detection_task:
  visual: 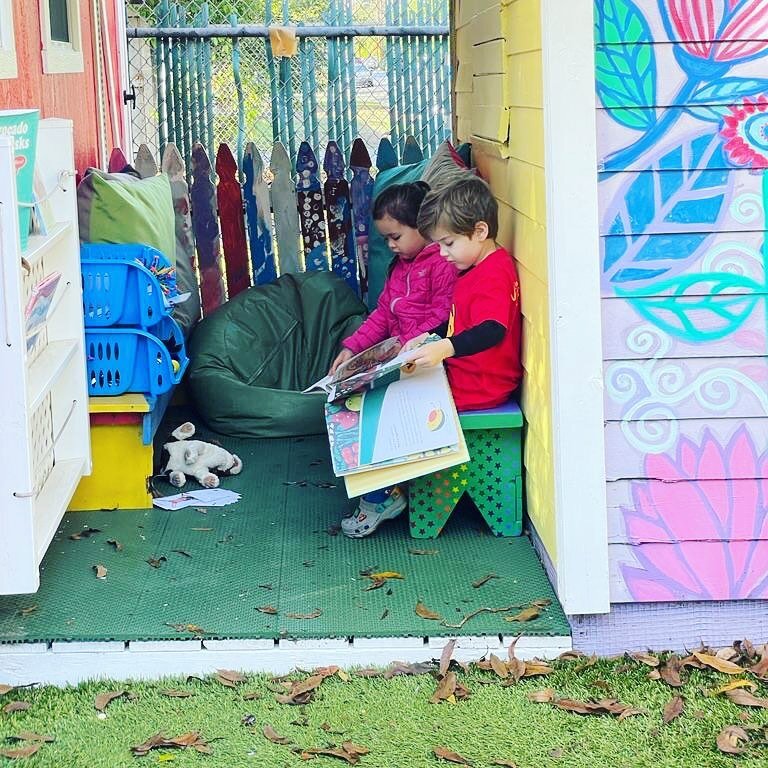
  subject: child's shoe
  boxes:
[341,486,407,538]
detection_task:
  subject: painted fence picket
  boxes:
[134,143,159,179]
[190,141,226,313]
[375,138,398,172]
[296,142,329,272]
[108,147,129,173]
[349,138,375,299]
[270,141,302,274]
[215,143,250,298]
[402,135,424,165]
[242,142,277,286]
[323,141,357,292]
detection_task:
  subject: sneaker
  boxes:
[341,486,407,538]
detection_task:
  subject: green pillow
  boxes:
[78,171,176,266]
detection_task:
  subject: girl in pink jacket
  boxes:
[329,181,458,538]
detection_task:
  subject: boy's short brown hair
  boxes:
[417,176,498,239]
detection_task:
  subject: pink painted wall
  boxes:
[594,0,768,602]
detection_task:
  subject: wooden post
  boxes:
[402,135,423,165]
[107,147,129,173]
[296,141,329,272]
[134,143,159,178]
[323,141,357,292]
[242,142,277,284]
[215,143,250,298]
[269,141,301,274]
[375,137,398,172]
[349,138,374,300]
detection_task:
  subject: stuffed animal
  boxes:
[162,422,243,489]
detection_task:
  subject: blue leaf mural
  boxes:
[595,0,657,130]
[602,132,732,288]
[686,78,768,123]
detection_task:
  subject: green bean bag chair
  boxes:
[187,271,366,438]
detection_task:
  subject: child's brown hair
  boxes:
[417,176,499,239]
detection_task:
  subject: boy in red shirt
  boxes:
[407,176,522,410]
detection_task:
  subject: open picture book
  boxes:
[318,348,468,496]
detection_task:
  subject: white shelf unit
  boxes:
[0,119,91,595]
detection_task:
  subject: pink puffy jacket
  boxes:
[343,242,458,354]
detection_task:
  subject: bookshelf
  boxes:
[0,119,90,594]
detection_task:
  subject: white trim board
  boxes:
[540,0,610,614]
[0,635,572,686]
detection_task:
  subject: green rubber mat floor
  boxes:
[0,413,569,644]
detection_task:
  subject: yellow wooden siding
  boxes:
[453,0,557,562]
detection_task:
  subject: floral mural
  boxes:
[595,0,768,601]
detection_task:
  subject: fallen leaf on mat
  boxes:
[380,609,389,620]
[171,549,192,558]
[364,579,386,592]
[285,609,322,620]
[300,745,364,764]
[544,697,646,719]
[368,571,404,581]
[433,746,472,765]
[658,657,684,688]
[522,661,554,678]
[505,606,541,623]
[257,605,278,615]
[409,548,438,556]
[471,573,499,589]
[18,606,37,617]
[383,661,434,678]
[190,527,213,532]
[263,725,291,744]
[415,601,442,621]
[106,539,123,552]
[489,654,509,679]
[161,690,194,698]
[69,527,101,540]
[0,745,41,759]
[216,669,247,687]
[2,702,30,714]
[92,564,107,580]
[526,688,555,703]
[630,652,660,667]
[354,669,382,678]
[439,640,456,677]
[491,760,518,767]
[709,679,757,695]
[146,556,167,569]
[132,731,211,756]
[725,689,768,708]
[557,650,585,661]
[749,653,768,677]
[662,695,684,724]
[164,623,207,635]
[242,691,261,700]
[258,583,273,590]
[716,725,749,755]
[94,690,128,712]
[693,652,744,675]
[430,671,458,704]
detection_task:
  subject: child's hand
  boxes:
[329,348,354,375]
[405,338,455,369]
[403,332,429,352]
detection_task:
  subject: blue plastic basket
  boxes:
[85,316,189,397]
[81,243,176,328]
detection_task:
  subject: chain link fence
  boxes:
[125,0,451,167]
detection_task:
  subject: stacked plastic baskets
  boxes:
[81,244,189,397]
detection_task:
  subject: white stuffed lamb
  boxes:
[163,422,243,489]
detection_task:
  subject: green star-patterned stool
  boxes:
[408,401,523,538]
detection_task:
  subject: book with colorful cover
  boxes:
[0,109,39,251]
[303,334,439,402]
[324,363,469,496]
[24,272,61,350]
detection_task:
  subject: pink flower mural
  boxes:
[720,95,768,169]
[665,0,768,62]
[621,427,768,601]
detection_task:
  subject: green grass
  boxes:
[1,657,767,767]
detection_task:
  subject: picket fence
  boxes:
[108,134,430,315]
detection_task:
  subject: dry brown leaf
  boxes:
[354,668,382,678]
[439,640,456,677]
[69,527,100,540]
[659,657,684,688]
[471,573,498,589]
[131,731,210,757]
[710,679,757,695]
[285,609,322,620]
[383,661,434,678]
[243,691,262,700]
[0,745,41,759]
[617,706,646,721]
[749,653,768,677]
[341,742,370,758]
[489,654,509,679]
[527,688,556,703]
[93,564,107,580]
[263,725,291,744]
[557,650,585,661]
[716,725,749,755]
[725,689,768,708]
[216,669,247,687]
[18,606,37,617]
[94,690,127,712]
[491,761,517,767]
[106,539,123,552]
[433,746,472,765]
[693,651,744,675]
[522,661,554,678]
[662,695,685,724]
[2,701,31,714]
[415,601,442,621]
[716,646,740,662]
[630,652,660,667]
[257,605,278,615]
[300,746,360,764]
[505,606,541,623]
[146,556,167,569]
[430,671,458,704]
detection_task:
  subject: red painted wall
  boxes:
[0,2,120,172]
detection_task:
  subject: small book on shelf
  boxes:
[311,337,469,497]
[24,272,61,351]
